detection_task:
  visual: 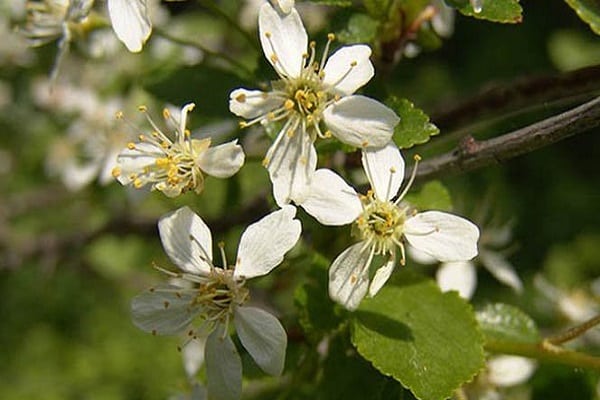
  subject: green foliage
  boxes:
[404,181,453,212]
[476,303,540,344]
[309,0,353,6]
[336,13,380,44]
[351,270,485,400]
[387,97,439,149]
[565,0,600,34]
[448,0,523,23]
[363,0,393,19]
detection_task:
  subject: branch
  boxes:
[412,96,600,182]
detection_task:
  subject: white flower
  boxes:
[298,143,479,310]
[131,205,301,400]
[107,0,152,52]
[229,2,399,206]
[486,355,536,388]
[112,103,245,198]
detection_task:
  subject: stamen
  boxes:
[395,154,421,205]
[319,33,335,71]
[218,241,227,269]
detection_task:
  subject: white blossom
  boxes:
[107,0,152,52]
[229,2,398,206]
[298,143,479,310]
[112,103,245,198]
[131,206,301,400]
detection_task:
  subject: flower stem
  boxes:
[546,314,600,345]
[153,27,254,79]
[485,339,600,371]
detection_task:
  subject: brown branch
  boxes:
[411,96,600,182]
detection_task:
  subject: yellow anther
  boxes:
[239,121,248,128]
[162,108,171,119]
[284,99,294,110]
[115,111,124,119]
[127,142,136,150]
[267,112,276,120]
[270,54,279,63]
[327,33,335,41]
[414,154,422,162]
[138,105,147,112]
[265,32,272,38]
[155,157,170,167]
[361,140,369,148]
[334,94,341,101]
[235,93,246,102]
[324,130,332,138]
[184,129,191,137]
[390,166,397,173]
[111,167,121,178]
[262,157,270,167]
[287,129,295,138]
[350,61,357,67]
[309,41,316,48]
[138,134,145,141]
[133,178,143,188]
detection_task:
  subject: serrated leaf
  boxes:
[476,303,540,344]
[449,0,523,24]
[404,181,453,212]
[565,0,600,34]
[351,270,485,400]
[337,13,380,44]
[388,97,439,149]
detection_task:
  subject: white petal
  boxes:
[404,211,480,262]
[268,126,317,206]
[407,245,438,265]
[234,306,287,376]
[361,143,405,202]
[229,88,283,119]
[182,338,206,378]
[324,95,399,148]
[299,169,361,226]
[61,161,100,191]
[323,45,374,96]
[259,2,307,78]
[487,355,536,387]
[436,261,477,300]
[205,326,242,400]
[329,242,371,311]
[159,206,213,275]
[269,0,295,14]
[108,0,152,52]
[197,140,245,178]
[431,0,455,38]
[479,250,523,293]
[235,205,301,279]
[115,141,163,185]
[368,257,396,297]
[131,284,200,335]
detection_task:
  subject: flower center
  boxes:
[355,192,406,256]
[192,268,249,321]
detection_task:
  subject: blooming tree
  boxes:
[2,1,600,400]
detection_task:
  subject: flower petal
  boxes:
[324,95,399,148]
[436,261,477,300]
[329,242,371,311]
[269,0,295,14]
[205,325,242,400]
[479,250,523,293]
[368,256,396,297]
[234,306,287,376]
[323,44,374,96]
[487,355,536,387]
[182,338,206,378]
[235,205,301,279]
[299,168,361,226]
[229,88,283,119]
[259,2,307,78]
[108,0,152,52]
[158,206,213,275]
[115,142,162,185]
[197,139,245,178]
[268,125,317,206]
[131,284,200,335]
[404,211,479,262]
[361,143,405,202]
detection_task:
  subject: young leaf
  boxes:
[449,0,523,24]
[565,0,600,35]
[476,303,540,344]
[387,97,439,149]
[351,270,485,400]
[404,181,453,212]
[337,13,380,44]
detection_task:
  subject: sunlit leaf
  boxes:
[565,0,600,35]
[476,303,540,344]
[387,97,439,149]
[448,0,523,24]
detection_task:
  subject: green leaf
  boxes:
[363,0,393,19]
[448,0,523,24]
[387,97,439,149]
[337,13,380,44]
[476,303,540,344]
[565,0,600,35]
[351,270,485,400]
[404,181,453,212]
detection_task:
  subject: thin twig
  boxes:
[411,96,600,183]
[546,314,600,345]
